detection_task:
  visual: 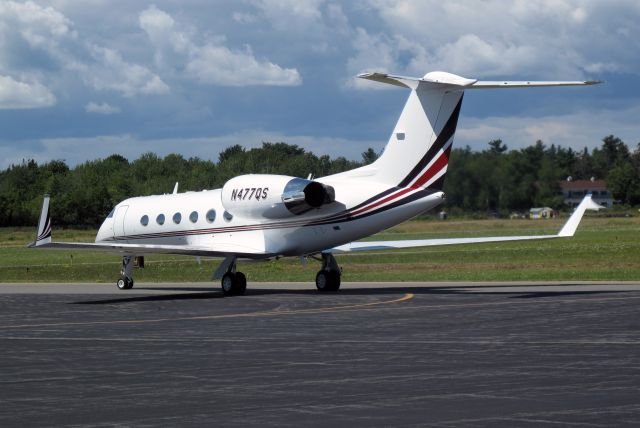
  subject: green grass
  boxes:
[1,214,639,283]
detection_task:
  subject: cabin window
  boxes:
[156,214,165,225]
[140,215,149,226]
[173,212,182,224]
[223,210,233,222]
[206,209,216,223]
[189,211,198,223]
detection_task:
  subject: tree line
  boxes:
[1,136,638,227]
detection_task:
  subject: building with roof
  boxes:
[529,207,556,219]
[559,177,614,207]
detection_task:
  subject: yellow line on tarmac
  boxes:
[0,293,414,330]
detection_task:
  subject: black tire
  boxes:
[221,272,236,295]
[315,270,328,291]
[327,271,341,291]
[316,270,340,292]
[234,272,247,296]
[117,277,134,290]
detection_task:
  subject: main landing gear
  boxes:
[214,256,247,296]
[221,271,247,296]
[117,256,134,290]
[115,253,341,294]
[315,253,341,292]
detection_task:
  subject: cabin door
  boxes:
[113,205,129,238]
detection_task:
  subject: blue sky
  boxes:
[0,0,639,168]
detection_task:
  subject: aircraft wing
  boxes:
[329,195,602,253]
[27,240,266,259]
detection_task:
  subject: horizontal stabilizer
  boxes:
[469,80,602,89]
[358,71,601,90]
[358,71,478,89]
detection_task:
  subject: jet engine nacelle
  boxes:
[221,174,335,219]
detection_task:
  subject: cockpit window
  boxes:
[107,208,115,218]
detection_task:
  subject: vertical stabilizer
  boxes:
[360,72,467,190]
[358,71,600,191]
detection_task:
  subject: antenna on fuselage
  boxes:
[172,182,179,194]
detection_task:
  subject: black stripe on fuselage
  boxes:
[312,188,436,226]
[397,95,463,188]
[110,186,403,241]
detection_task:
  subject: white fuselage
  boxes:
[96,172,445,258]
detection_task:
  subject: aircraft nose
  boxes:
[95,219,112,243]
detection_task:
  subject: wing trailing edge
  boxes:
[329,195,603,253]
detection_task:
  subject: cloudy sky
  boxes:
[0,0,638,168]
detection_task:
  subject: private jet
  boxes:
[30,71,602,294]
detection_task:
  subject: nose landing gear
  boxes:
[117,256,134,290]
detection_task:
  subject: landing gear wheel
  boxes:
[221,272,236,295]
[316,270,340,292]
[221,272,247,296]
[117,256,135,290]
[234,272,247,296]
[117,276,134,290]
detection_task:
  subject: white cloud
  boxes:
[139,5,302,86]
[85,101,120,114]
[82,45,170,97]
[345,28,429,89]
[186,45,302,86]
[0,75,56,109]
[0,1,76,52]
[232,12,258,25]
[356,0,640,79]
[0,1,171,100]
[252,0,325,22]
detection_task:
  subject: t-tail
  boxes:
[360,71,601,190]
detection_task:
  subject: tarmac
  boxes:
[0,281,639,427]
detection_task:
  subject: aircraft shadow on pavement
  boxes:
[71,291,223,305]
[69,284,633,305]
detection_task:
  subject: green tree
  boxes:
[361,147,379,165]
[488,139,507,154]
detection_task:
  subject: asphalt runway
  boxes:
[1,281,639,427]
